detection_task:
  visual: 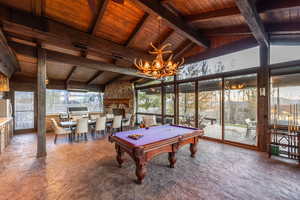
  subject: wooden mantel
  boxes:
[104,98,130,107]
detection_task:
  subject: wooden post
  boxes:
[174,75,178,125]
[161,83,165,124]
[37,46,47,157]
[195,80,199,128]
[258,44,270,151]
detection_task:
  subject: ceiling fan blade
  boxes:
[112,0,124,4]
[87,0,98,14]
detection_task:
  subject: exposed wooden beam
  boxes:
[157,30,174,47]
[173,40,195,59]
[257,0,300,13]
[132,0,210,47]
[32,0,43,16]
[9,41,154,79]
[65,66,77,84]
[186,37,258,64]
[130,77,145,83]
[0,5,152,62]
[185,7,240,24]
[88,0,109,35]
[186,0,300,24]
[37,46,46,158]
[0,28,20,77]
[125,13,149,47]
[11,74,104,92]
[87,71,104,85]
[161,1,181,17]
[104,74,124,85]
[235,0,268,47]
[202,22,300,37]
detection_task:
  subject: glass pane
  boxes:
[137,87,162,114]
[164,116,174,124]
[178,82,195,127]
[178,46,259,80]
[270,45,300,64]
[224,74,257,146]
[136,114,162,124]
[15,91,34,130]
[164,84,175,115]
[46,90,103,114]
[198,79,222,139]
[270,73,300,126]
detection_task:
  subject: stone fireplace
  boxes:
[103,81,135,122]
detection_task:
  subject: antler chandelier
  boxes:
[134,43,184,79]
[133,17,184,79]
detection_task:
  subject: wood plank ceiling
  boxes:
[0,0,299,88]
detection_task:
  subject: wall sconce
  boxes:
[0,73,9,92]
[260,87,266,96]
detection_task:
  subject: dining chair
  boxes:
[110,115,122,135]
[95,116,107,137]
[106,113,114,119]
[71,115,82,122]
[90,114,101,120]
[75,118,89,141]
[142,115,157,127]
[51,118,72,144]
[122,113,132,131]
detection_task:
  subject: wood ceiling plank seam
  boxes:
[131,0,210,47]
[65,65,77,84]
[89,0,110,35]
[125,13,149,47]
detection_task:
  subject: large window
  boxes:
[270,73,300,126]
[137,87,162,114]
[178,82,195,127]
[46,90,103,114]
[224,74,257,146]
[198,79,222,139]
[178,46,259,80]
[270,45,300,64]
[164,84,175,115]
[14,91,34,130]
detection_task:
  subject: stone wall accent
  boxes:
[104,81,135,123]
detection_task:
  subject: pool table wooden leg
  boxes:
[168,152,176,168]
[190,137,199,158]
[190,143,198,158]
[135,159,146,184]
[116,144,124,168]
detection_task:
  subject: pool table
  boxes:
[108,125,204,184]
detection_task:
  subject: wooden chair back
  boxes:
[96,117,106,131]
[112,115,122,129]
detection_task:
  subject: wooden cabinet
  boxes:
[0,118,13,154]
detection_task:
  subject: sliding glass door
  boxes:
[198,79,222,139]
[224,74,257,146]
[178,82,195,127]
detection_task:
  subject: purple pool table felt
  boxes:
[114,125,199,146]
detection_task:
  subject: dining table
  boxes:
[59,118,129,131]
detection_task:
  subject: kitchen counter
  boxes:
[0,117,12,126]
[0,117,13,154]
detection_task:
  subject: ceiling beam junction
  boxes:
[132,0,210,47]
[235,0,269,47]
